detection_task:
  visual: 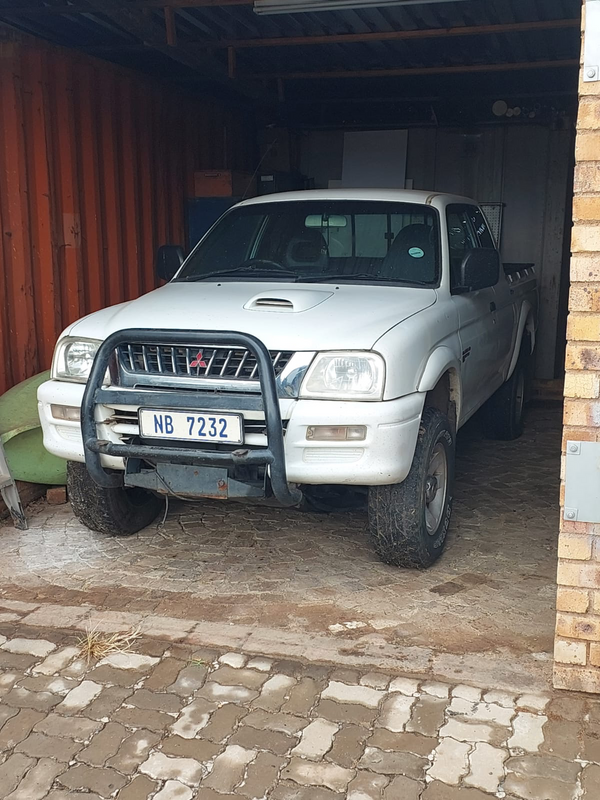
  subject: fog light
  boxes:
[51,404,80,421]
[306,425,366,441]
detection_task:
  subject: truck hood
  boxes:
[70,281,437,351]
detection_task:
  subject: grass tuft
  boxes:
[77,625,142,664]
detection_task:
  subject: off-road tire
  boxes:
[67,461,162,536]
[368,407,455,569]
[482,337,531,441]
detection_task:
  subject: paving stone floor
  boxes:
[0,622,596,800]
[0,405,561,690]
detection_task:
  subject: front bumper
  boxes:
[39,381,423,488]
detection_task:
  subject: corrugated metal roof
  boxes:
[0,0,581,96]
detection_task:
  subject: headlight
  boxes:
[52,338,101,383]
[300,352,385,400]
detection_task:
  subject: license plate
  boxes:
[139,409,243,445]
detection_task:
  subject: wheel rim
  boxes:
[515,368,525,423]
[424,442,448,535]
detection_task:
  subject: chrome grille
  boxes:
[118,344,293,382]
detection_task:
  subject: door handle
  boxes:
[490,302,497,312]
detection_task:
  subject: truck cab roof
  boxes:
[238,188,479,208]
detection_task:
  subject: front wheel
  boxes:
[368,407,455,569]
[67,461,162,536]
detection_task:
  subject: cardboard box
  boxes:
[194,170,255,198]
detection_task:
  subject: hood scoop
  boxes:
[244,288,334,313]
[252,297,294,311]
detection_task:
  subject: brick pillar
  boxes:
[554,2,600,692]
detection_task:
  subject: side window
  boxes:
[446,205,478,287]
[468,206,495,249]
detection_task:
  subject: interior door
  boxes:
[447,205,499,418]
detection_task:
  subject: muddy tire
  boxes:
[368,407,455,569]
[67,461,162,536]
[483,337,530,441]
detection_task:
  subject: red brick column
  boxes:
[555,1,600,692]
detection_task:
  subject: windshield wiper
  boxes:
[177,263,299,282]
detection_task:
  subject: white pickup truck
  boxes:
[39,189,537,568]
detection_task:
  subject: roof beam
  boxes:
[52,1,262,97]
[251,58,580,80]
[211,17,581,49]
[0,0,252,14]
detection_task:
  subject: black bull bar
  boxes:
[81,329,302,507]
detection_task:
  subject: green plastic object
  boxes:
[0,372,67,485]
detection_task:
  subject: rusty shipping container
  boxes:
[0,27,256,394]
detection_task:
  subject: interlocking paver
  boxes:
[0,708,45,749]
[77,720,128,765]
[383,774,423,800]
[34,712,102,739]
[317,698,378,727]
[0,753,36,796]
[292,717,338,759]
[117,774,158,800]
[32,646,80,676]
[347,770,390,799]
[327,723,369,767]
[140,751,205,784]
[57,763,128,795]
[282,757,355,792]
[428,738,471,784]
[5,757,65,800]
[465,742,507,793]
[202,743,256,791]
[56,680,102,712]
[230,722,296,754]
[169,664,208,696]
[237,751,286,798]
[1,638,56,657]
[198,702,247,742]
[321,681,384,709]
[107,728,163,773]
[16,731,83,761]
[254,674,296,711]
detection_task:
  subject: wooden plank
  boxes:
[213,18,582,49]
[1,0,252,13]
[252,58,580,80]
[164,6,177,47]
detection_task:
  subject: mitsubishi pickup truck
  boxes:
[38,190,537,568]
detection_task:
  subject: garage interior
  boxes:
[0,0,582,690]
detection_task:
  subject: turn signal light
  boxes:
[306,425,366,441]
[51,404,81,421]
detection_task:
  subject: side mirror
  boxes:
[156,245,184,282]
[456,248,500,292]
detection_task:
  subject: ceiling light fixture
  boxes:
[254,0,467,15]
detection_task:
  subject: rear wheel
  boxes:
[368,407,455,568]
[483,337,531,441]
[67,461,162,536]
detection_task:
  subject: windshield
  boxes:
[176,200,440,286]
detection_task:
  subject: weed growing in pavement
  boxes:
[76,625,142,664]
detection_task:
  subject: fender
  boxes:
[417,346,462,417]
[506,301,535,379]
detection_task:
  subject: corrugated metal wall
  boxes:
[0,29,256,394]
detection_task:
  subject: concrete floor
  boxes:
[0,405,561,693]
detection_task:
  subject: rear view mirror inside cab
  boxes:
[305,214,348,228]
